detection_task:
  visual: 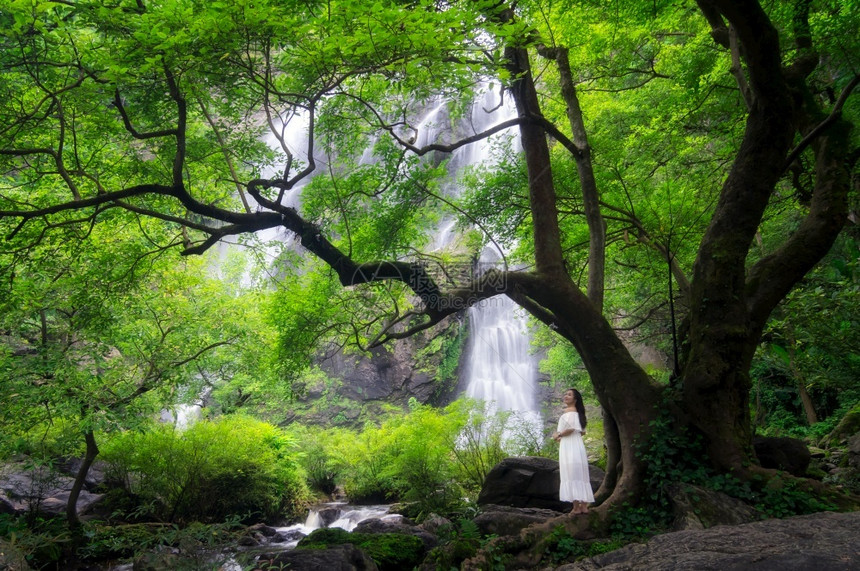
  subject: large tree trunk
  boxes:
[507,0,852,499]
[682,0,852,477]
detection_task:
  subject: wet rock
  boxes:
[57,458,108,491]
[477,456,603,511]
[317,506,343,527]
[848,433,860,470]
[666,483,762,531]
[819,403,860,448]
[238,534,260,546]
[418,513,452,535]
[0,461,104,517]
[247,522,278,537]
[273,528,307,543]
[352,517,438,550]
[808,446,827,458]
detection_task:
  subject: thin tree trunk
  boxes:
[787,325,818,425]
[67,430,99,529]
[554,47,606,310]
[504,42,566,277]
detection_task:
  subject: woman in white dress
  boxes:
[552,388,594,514]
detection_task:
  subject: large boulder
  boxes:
[353,517,438,551]
[477,457,603,511]
[819,402,860,448]
[848,433,860,470]
[754,436,811,476]
[666,483,762,531]
[561,511,860,570]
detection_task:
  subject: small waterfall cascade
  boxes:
[159,385,209,430]
[273,504,393,548]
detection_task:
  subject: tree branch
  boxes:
[781,74,860,174]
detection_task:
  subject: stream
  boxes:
[102,503,393,570]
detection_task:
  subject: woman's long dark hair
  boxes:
[568,388,587,430]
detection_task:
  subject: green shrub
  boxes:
[77,518,244,561]
[754,475,836,518]
[423,518,483,570]
[542,526,626,564]
[289,424,353,497]
[381,403,467,517]
[0,515,70,569]
[323,403,469,515]
[100,415,311,522]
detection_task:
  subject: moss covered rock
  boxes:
[297,527,427,571]
[820,403,860,448]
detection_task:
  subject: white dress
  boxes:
[558,411,594,503]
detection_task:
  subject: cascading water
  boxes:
[462,250,538,415]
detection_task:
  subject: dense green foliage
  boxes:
[289,398,551,517]
[0,0,858,567]
[752,232,860,437]
[100,416,311,522]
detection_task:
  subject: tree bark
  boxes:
[503,22,664,507]
[594,411,620,504]
[508,273,661,506]
[504,43,566,278]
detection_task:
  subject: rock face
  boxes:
[561,511,860,571]
[754,436,811,476]
[0,461,104,518]
[477,457,603,511]
[284,316,466,427]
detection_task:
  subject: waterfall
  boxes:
[462,251,538,415]
[253,87,541,425]
[443,92,541,426]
